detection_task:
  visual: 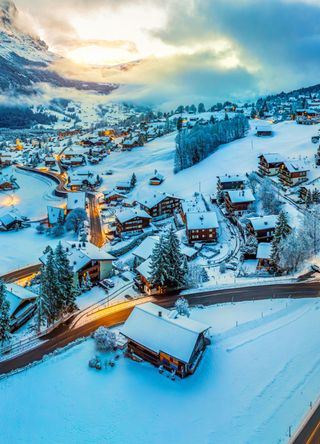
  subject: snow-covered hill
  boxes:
[0,0,118,95]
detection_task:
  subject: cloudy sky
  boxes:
[14,0,320,106]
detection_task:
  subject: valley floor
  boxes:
[1,297,320,444]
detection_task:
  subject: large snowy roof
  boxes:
[283,160,309,173]
[256,124,272,132]
[248,215,277,231]
[186,211,219,230]
[140,192,182,209]
[136,258,152,281]
[121,302,210,363]
[259,153,284,164]
[218,174,247,183]
[67,192,86,210]
[257,242,272,259]
[40,241,115,272]
[133,236,159,260]
[227,189,255,203]
[181,198,207,214]
[6,283,37,317]
[115,208,151,223]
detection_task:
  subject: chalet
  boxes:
[61,155,85,167]
[181,197,207,223]
[67,192,86,212]
[139,192,183,219]
[0,175,18,191]
[0,213,24,231]
[44,155,56,167]
[256,242,273,270]
[47,206,65,227]
[40,241,115,284]
[5,283,37,328]
[258,153,284,176]
[247,215,278,243]
[217,174,247,191]
[115,181,132,193]
[186,212,219,243]
[115,209,151,234]
[225,189,255,215]
[68,173,101,191]
[256,124,272,137]
[103,190,127,205]
[121,302,211,377]
[279,161,309,187]
[122,134,145,150]
[0,153,14,167]
[149,171,164,186]
[299,183,320,203]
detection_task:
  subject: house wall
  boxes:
[187,227,217,243]
[100,260,113,279]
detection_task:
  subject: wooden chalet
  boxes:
[40,241,115,284]
[44,155,56,167]
[256,124,272,137]
[139,192,183,219]
[256,242,273,270]
[225,189,255,215]
[258,153,284,176]
[115,181,132,193]
[103,190,127,205]
[0,175,18,191]
[0,213,24,231]
[247,215,278,243]
[0,153,14,167]
[149,170,164,186]
[186,211,219,243]
[279,161,309,187]
[115,209,151,235]
[217,174,246,191]
[121,302,211,378]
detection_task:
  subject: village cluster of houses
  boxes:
[258,153,309,188]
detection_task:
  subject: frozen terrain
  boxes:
[1,297,320,444]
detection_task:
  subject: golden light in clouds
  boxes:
[66,4,170,66]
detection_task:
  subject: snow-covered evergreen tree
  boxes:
[0,279,10,345]
[164,225,186,288]
[258,178,282,215]
[271,211,291,270]
[65,208,88,233]
[54,242,77,314]
[130,173,137,188]
[150,234,169,287]
[40,247,60,325]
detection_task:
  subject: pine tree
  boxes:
[130,173,137,188]
[164,226,186,288]
[0,279,10,345]
[34,294,45,333]
[271,211,290,269]
[54,242,77,314]
[40,247,60,324]
[150,235,169,287]
[200,267,210,283]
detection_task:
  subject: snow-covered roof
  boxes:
[181,198,207,214]
[283,160,309,173]
[6,283,37,317]
[248,215,277,231]
[140,192,182,209]
[40,241,115,272]
[121,302,210,363]
[47,206,64,225]
[67,192,86,210]
[256,242,272,259]
[260,153,284,164]
[256,124,272,132]
[133,236,159,260]
[186,211,219,230]
[115,208,151,224]
[0,212,23,227]
[227,189,255,203]
[150,172,164,181]
[218,174,247,183]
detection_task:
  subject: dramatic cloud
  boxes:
[11,0,320,106]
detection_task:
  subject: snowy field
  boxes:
[71,120,320,202]
[0,167,65,220]
[1,298,320,444]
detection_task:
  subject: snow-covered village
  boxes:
[1,1,320,443]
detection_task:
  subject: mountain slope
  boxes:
[0,0,118,95]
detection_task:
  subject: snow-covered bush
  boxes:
[93,327,117,352]
[175,297,190,317]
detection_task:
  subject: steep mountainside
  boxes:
[0,0,118,95]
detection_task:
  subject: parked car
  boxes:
[103,278,115,288]
[225,263,237,271]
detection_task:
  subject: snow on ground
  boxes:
[1,297,320,444]
[0,166,65,220]
[70,120,320,203]
[0,227,75,275]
